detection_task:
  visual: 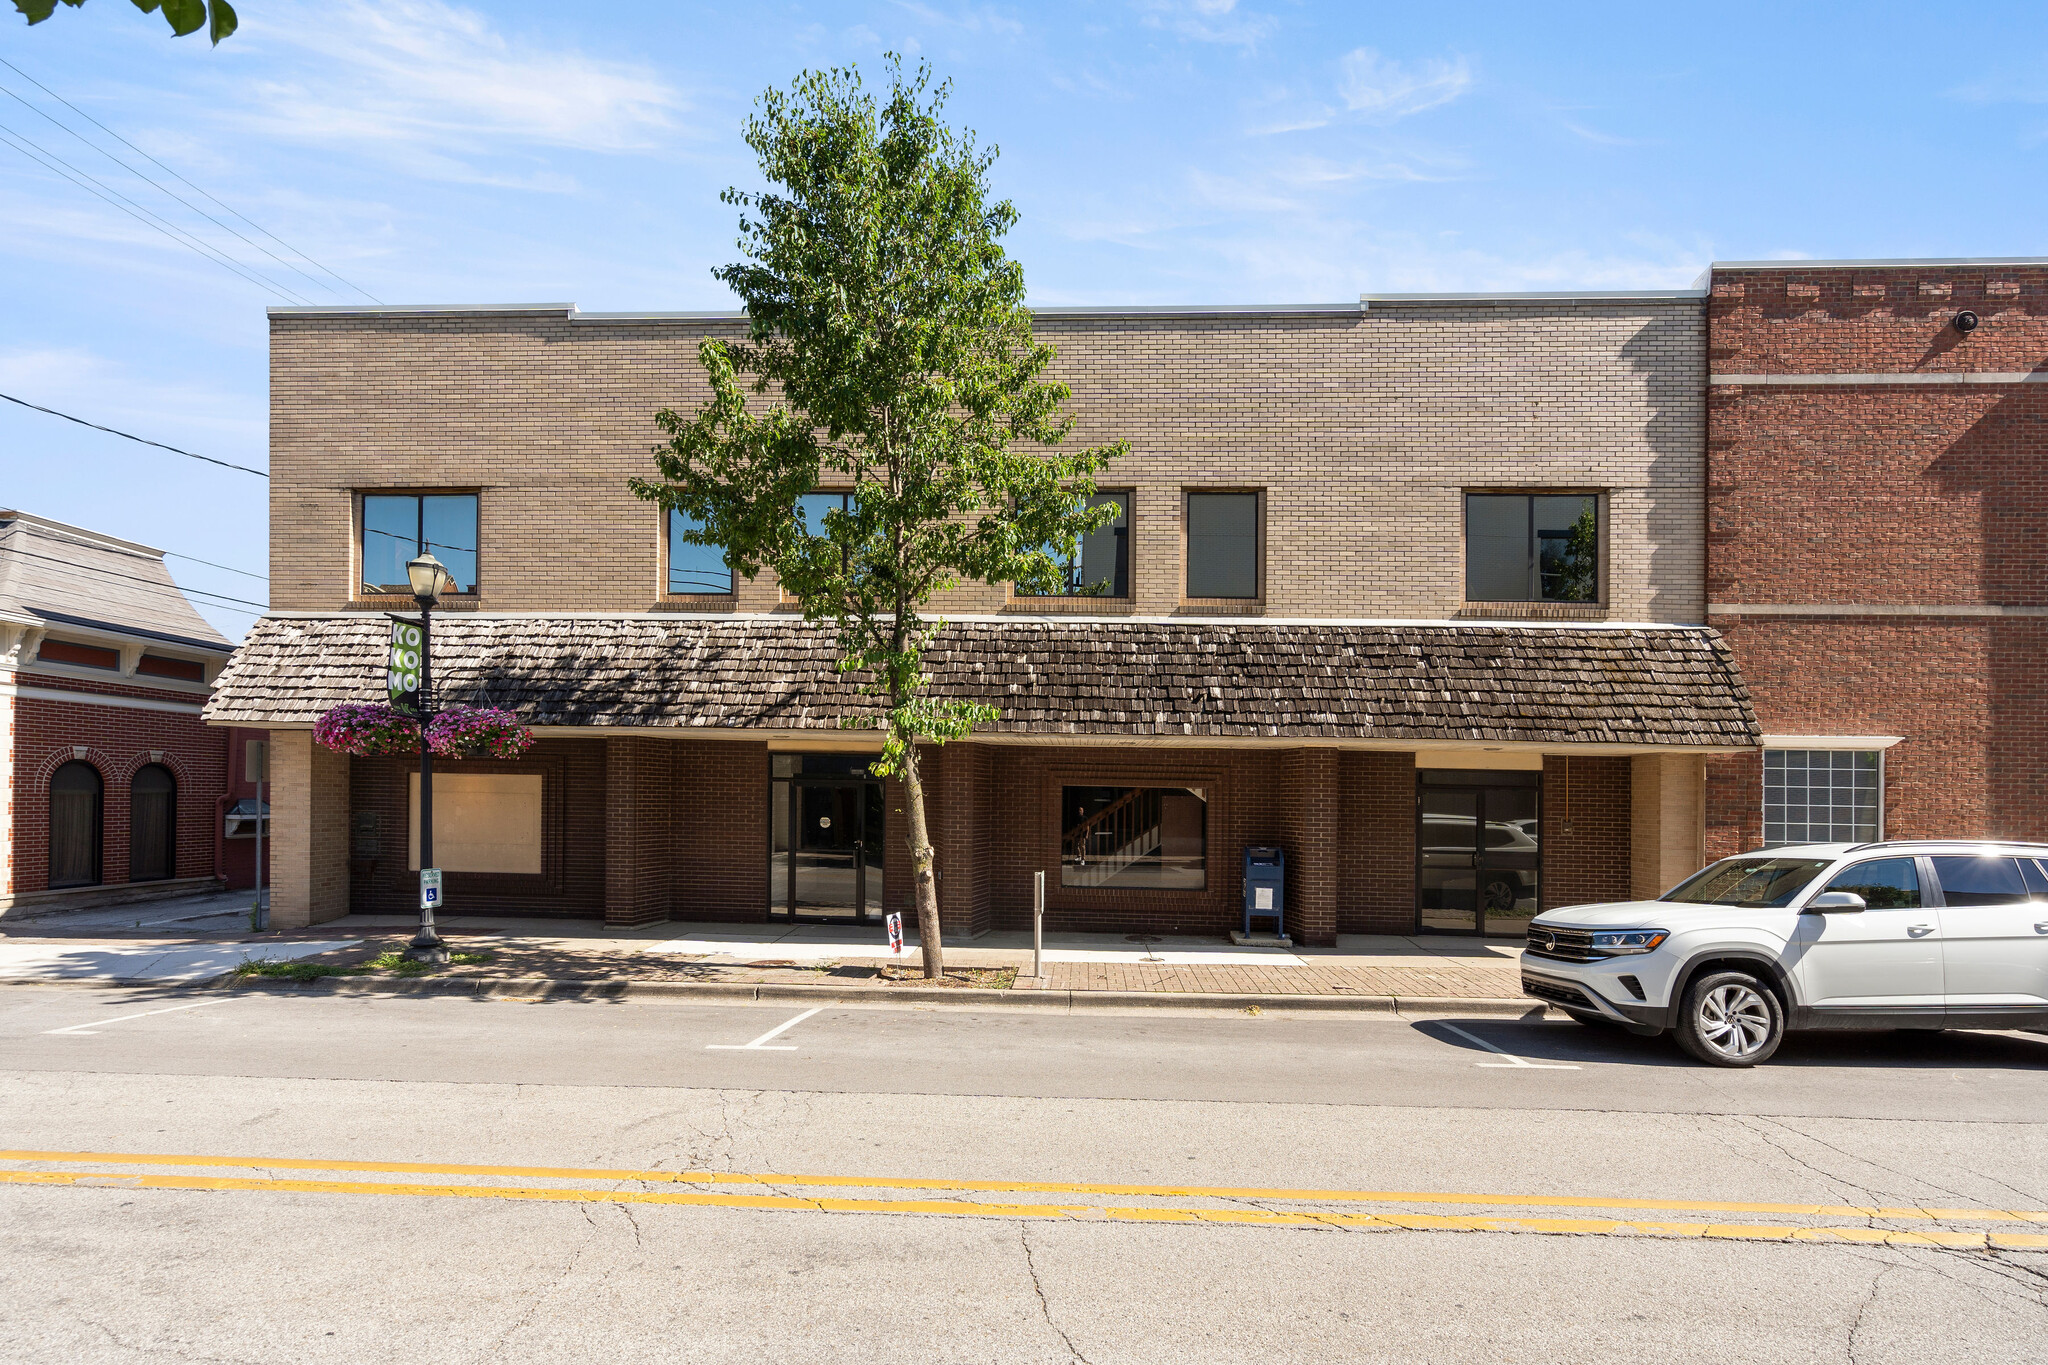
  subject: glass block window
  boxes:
[1763,750,1882,846]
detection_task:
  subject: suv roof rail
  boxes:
[1839,838,2048,855]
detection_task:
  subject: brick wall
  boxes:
[270,729,348,928]
[269,300,1705,624]
[1705,264,2048,848]
[347,740,607,918]
[1337,751,1415,934]
[6,686,227,895]
[672,739,768,921]
[1542,755,1631,910]
[605,737,673,927]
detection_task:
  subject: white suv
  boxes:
[1520,841,2048,1066]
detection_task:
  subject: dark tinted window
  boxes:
[1663,857,1830,907]
[1185,493,1258,599]
[1466,493,1598,603]
[1821,857,1919,909]
[49,760,102,889]
[1932,855,2029,907]
[1020,491,1130,597]
[2022,858,2048,900]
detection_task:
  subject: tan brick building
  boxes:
[215,287,1772,943]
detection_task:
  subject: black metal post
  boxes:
[409,597,448,962]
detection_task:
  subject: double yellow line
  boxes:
[4,1149,2044,1249]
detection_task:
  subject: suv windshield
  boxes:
[1662,857,1832,907]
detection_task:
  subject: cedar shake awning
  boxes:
[205,616,1760,749]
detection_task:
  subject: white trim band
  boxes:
[1711,371,2048,387]
[1762,735,1905,751]
[1710,603,2048,618]
[0,683,205,715]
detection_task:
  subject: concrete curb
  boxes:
[101,971,1553,1018]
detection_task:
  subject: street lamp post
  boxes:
[407,551,453,964]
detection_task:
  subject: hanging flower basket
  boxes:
[425,706,534,760]
[313,703,421,757]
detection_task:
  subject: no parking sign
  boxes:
[886,912,903,955]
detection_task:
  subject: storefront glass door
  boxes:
[1417,769,1542,935]
[770,754,884,922]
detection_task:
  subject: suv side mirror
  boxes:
[1806,891,1867,913]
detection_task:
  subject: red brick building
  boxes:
[1701,258,2048,857]
[0,511,262,915]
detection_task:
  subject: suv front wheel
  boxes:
[1674,970,1784,1067]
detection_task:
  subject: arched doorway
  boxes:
[49,761,103,888]
[130,763,177,882]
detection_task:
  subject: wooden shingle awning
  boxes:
[206,615,1761,749]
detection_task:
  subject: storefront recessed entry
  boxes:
[770,753,884,922]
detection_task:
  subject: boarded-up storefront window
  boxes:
[408,772,543,874]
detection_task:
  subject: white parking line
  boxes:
[43,1000,226,1036]
[1437,1021,1581,1070]
[706,1006,824,1052]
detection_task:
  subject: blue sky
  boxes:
[2,0,2044,639]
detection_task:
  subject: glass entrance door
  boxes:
[770,753,885,922]
[1417,769,1542,935]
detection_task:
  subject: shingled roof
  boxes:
[206,615,1759,748]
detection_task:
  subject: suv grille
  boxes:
[1521,976,1595,1009]
[1526,925,1610,962]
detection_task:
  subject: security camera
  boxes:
[1954,310,1980,333]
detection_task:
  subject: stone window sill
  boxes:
[651,595,738,613]
[350,596,481,612]
[1004,596,1137,615]
[1177,599,1265,616]
[1457,601,1608,620]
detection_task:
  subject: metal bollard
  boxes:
[1033,869,1044,981]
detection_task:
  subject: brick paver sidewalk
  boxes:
[234,936,1524,1000]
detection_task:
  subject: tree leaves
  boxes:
[14,0,238,43]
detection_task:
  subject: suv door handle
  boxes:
[2035,922,2048,934]
[1907,924,1935,937]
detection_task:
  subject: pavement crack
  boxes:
[1019,1224,1092,1364]
[1844,1261,1894,1365]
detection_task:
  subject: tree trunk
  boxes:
[897,733,945,979]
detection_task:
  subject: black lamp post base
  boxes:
[407,935,450,965]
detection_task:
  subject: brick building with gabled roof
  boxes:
[1,510,266,914]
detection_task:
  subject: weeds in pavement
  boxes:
[231,960,367,981]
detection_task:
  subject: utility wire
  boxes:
[0,119,314,304]
[6,543,270,612]
[0,391,268,478]
[0,54,379,304]
[164,550,266,582]
[0,78,342,304]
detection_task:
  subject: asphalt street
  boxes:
[2,984,2044,1364]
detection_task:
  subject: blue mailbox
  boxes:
[1242,845,1285,937]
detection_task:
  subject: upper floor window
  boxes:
[1185,491,1260,600]
[1466,493,1598,603]
[361,493,478,597]
[796,490,851,536]
[1020,491,1130,598]
[667,508,733,595]
[37,639,118,670]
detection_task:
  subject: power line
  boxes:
[0,118,314,304]
[164,550,266,582]
[6,543,270,612]
[0,77,343,304]
[0,391,268,478]
[0,54,379,304]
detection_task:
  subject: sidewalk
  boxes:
[0,895,1529,1006]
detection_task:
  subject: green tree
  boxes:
[631,58,1125,978]
[14,0,237,44]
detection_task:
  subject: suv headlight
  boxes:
[1590,929,1668,956]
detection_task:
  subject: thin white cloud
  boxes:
[1337,48,1472,123]
[1136,0,1277,49]
[229,0,686,163]
[1558,118,1639,147]
[890,1,1026,38]
[3,346,265,444]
